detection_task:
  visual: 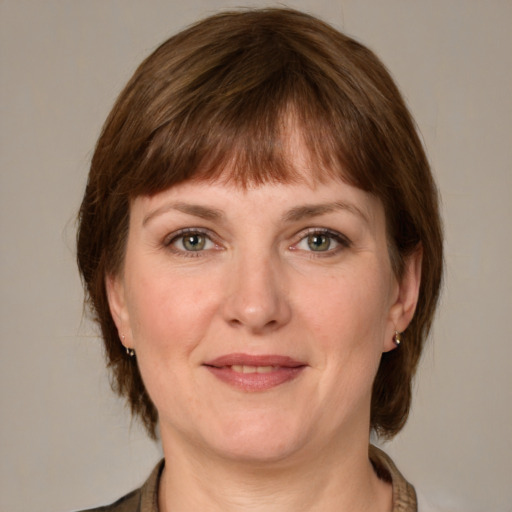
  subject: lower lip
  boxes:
[205,366,305,392]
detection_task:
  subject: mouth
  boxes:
[203,353,307,392]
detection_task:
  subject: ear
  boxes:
[383,244,423,352]
[105,273,133,349]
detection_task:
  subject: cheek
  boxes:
[297,264,393,403]
[126,266,220,357]
[285,267,392,434]
[124,269,220,418]
[299,267,391,345]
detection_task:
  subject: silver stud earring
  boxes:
[393,331,402,346]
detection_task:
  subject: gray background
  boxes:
[1,1,511,511]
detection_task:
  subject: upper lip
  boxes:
[204,353,306,368]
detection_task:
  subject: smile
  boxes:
[204,354,307,392]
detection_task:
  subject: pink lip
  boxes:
[203,353,307,392]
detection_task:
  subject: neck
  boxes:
[158,432,391,512]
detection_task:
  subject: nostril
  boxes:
[227,316,281,334]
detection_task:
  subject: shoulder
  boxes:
[72,459,164,512]
[369,445,417,512]
[370,447,461,512]
[73,488,141,512]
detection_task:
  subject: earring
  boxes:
[122,334,135,357]
[393,331,402,346]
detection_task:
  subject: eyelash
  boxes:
[163,227,351,258]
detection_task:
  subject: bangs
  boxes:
[108,14,386,199]
[125,74,357,197]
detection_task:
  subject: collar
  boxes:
[137,445,417,512]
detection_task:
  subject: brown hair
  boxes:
[77,8,443,439]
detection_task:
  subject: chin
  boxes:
[214,437,305,465]
[203,414,314,465]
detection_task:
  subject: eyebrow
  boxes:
[142,200,369,227]
[143,202,224,226]
[283,201,370,225]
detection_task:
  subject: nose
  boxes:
[222,252,292,334]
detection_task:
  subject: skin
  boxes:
[107,150,422,511]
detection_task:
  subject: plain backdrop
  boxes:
[1,1,511,511]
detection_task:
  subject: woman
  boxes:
[77,7,443,512]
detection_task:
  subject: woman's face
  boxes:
[108,154,420,465]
